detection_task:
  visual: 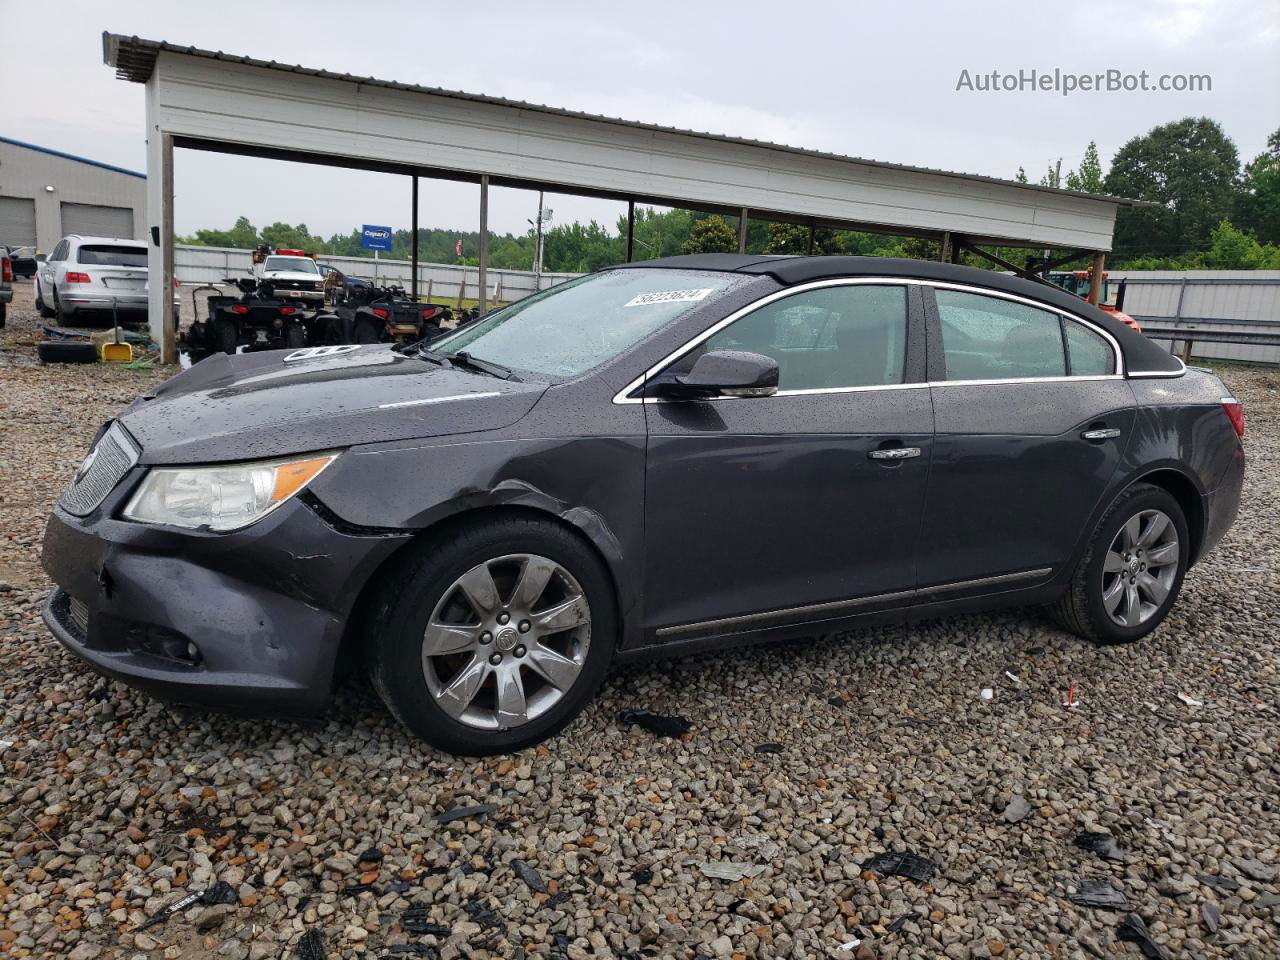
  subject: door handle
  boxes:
[1081,427,1121,441]
[868,447,922,461]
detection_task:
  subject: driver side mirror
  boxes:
[657,350,779,399]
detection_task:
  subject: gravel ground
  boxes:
[2,279,1278,960]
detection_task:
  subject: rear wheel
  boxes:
[53,290,69,326]
[284,322,307,348]
[366,517,617,755]
[213,317,239,355]
[1050,483,1189,644]
[36,280,54,318]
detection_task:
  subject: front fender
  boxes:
[307,433,647,649]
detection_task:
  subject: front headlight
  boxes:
[122,452,339,531]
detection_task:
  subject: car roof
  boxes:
[63,235,146,246]
[615,253,1182,375]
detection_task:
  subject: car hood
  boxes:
[120,345,547,464]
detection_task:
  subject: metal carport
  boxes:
[103,31,1146,362]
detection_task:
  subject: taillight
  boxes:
[1,257,11,283]
[278,305,296,316]
[64,271,92,284]
[421,307,437,320]
[231,303,250,315]
[372,307,390,319]
[1221,398,1245,438]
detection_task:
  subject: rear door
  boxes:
[917,284,1135,595]
[640,281,933,642]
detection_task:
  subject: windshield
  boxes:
[263,256,318,274]
[431,268,747,379]
[78,244,147,267]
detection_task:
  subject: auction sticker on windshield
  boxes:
[624,288,715,307]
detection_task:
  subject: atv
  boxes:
[323,280,456,347]
[183,276,332,360]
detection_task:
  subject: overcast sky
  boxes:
[2,0,1277,240]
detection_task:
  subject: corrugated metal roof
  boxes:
[0,134,145,179]
[102,31,1150,209]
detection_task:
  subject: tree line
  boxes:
[181,118,1279,273]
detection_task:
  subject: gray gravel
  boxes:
[2,280,1278,959]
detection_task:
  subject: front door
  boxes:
[916,285,1135,595]
[641,282,933,642]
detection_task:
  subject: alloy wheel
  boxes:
[1101,509,1179,627]
[421,553,591,730]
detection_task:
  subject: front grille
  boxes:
[273,279,319,291]
[60,422,140,516]
[68,597,90,637]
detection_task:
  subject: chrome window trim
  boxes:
[611,276,1131,405]
[1128,354,1188,378]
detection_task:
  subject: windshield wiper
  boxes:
[410,345,451,365]
[443,351,522,381]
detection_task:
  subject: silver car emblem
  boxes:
[74,445,99,484]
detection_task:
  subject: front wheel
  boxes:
[366,518,617,755]
[1050,482,1189,644]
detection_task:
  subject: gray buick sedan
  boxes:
[42,255,1245,754]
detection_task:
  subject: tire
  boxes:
[36,280,54,319]
[354,318,381,344]
[1050,482,1189,644]
[53,290,68,326]
[284,322,307,348]
[213,318,239,355]
[0,302,6,328]
[37,340,98,364]
[366,517,617,755]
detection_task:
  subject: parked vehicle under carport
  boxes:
[41,255,1245,755]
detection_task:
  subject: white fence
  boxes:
[1109,270,1280,365]
[174,245,582,304]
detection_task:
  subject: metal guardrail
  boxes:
[1134,315,1280,363]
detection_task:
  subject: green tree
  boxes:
[681,215,737,254]
[180,215,260,248]
[260,221,322,251]
[1065,142,1104,193]
[1104,117,1241,259]
[763,223,845,255]
[1014,167,1029,184]
[1235,128,1280,244]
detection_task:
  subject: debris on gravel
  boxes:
[1074,830,1127,862]
[616,708,693,737]
[2,286,1279,959]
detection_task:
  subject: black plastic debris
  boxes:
[387,879,412,895]
[200,881,239,906]
[1118,913,1170,960]
[827,697,848,708]
[341,883,378,897]
[886,911,921,934]
[462,899,503,929]
[134,888,205,931]
[754,743,784,754]
[545,890,572,909]
[1074,832,1126,862]
[632,868,653,885]
[433,803,498,824]
[1200,901,1221,933]
[512,860,547,893]
[1069,878,1129,910]
[295,929,325,960]
[862,851,936,883]
[1199,874,1240,893]
[358,847,384,864]
[617,709,692,738]
[402,905,448,936]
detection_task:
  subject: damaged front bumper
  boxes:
[41,488,410,716]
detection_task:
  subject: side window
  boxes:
[935,289,1065,381]
[1064,319,1115,376]
[675,285,907,391]
[50,241,67,262]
